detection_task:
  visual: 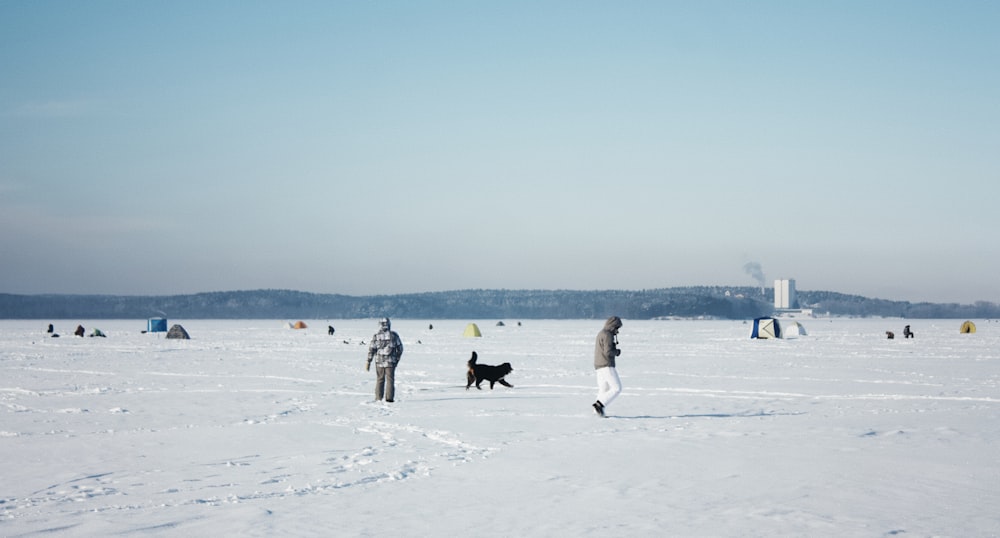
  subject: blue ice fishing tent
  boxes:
[147,318,168,333]
[750,317,781,339]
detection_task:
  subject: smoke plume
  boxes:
[743,262,766,290]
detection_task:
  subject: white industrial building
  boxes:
[774,279,797,309]
[774,278,813,317]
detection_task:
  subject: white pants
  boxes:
[595,366,621,407]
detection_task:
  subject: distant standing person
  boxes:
[366,317,404,402]
[592,315,623,417]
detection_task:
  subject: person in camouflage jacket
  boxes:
[366,317,404,402]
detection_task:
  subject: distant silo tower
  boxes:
[774,279,797,309]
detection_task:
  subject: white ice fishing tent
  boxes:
[750,317,781,339]
[783,321,808,339]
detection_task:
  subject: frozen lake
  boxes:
[2,317,998,536]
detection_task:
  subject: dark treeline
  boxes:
[2,287,998,320]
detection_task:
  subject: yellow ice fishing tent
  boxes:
[960,320,976,334]
[463,323,482,337]
[293,321,308,329]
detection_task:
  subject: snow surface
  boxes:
[2,318,999,537]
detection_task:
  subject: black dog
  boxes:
[466,351,514,390]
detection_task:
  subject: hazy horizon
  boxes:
[4,283,995,307]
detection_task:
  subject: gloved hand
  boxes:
[615,349,621,356]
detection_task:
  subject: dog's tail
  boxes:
[467,351,478,367]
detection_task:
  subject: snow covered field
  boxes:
[2,317,999,537]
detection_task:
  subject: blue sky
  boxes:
[2,1,998,304]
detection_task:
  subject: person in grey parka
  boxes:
[592,315,623,417]
[366,317,404,402]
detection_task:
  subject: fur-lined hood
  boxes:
[603,316,622,333]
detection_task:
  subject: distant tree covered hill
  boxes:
[1,287,997,320]
[796,290,1000,319]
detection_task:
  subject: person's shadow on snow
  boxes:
[613,410,804,420]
